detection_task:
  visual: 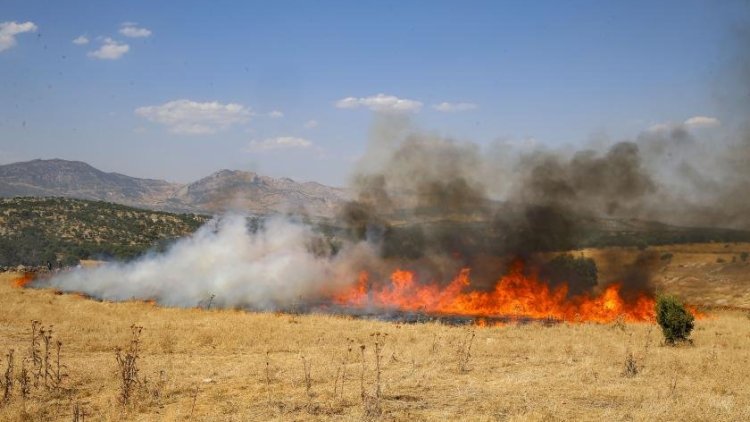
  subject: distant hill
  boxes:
[2,196,750,268]
[0,159,180,209]
[168,169,347,217]
[0,159,348,217]
[0,197,209,267]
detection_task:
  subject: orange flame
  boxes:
[333,260,663,323]
[12,273,35,288]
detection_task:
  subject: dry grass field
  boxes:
[579,242,750,309]
[1,243,750,421]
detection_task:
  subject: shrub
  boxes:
[655,296,694,344]
[540,254,598,296]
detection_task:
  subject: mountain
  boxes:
[169,170,346,216]
[0,159,180,209]
[0,159,348,217]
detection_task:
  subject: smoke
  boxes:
[36,215,376,309]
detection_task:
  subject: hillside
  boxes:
[0,197,209,267]
[0,159,180,209]
[168,169,346,217]
[0,159,348,217]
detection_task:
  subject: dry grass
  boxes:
[0,271,749,421]
[573,242,750,308]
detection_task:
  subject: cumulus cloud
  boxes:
[87,37,130,60]
[135,99,253,134]
[684,116,720,128]
[72,35,89,45]
[304,119,319,129]
[246,136,313,151]
[268,110,284,118]
[432,102,478,112]
[335,93,423,113]
[0,21,37,52]
[647,115,721,133]
[119,22,152,38]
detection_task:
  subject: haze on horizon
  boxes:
[1,0,748,187]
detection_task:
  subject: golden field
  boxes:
[0,243,749,421]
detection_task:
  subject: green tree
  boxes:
[655,295,695,344]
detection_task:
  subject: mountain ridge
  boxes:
[0,159,348,217]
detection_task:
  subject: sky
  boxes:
[0,0,747,186]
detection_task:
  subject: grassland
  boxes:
[1,264,749,421]
[578,243,750,309]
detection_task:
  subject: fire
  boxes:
[12,272,35,288]
[333,260,660,323]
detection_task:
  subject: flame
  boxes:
[11,273,35,288]
[333,260,662,323]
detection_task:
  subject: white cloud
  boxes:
[246,136,313,152]
[335,93,423,113]
[119,22,152,38]
[684,116,720,128]
[135,99,253,134]
[87,37,129,60]
[647,116,721,133]
[304,119,319,129]
[0,21,38,52]
[432,102,478,112]
[72,35,89,45]
[268,110,284,118]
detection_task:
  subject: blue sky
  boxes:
[0,1,747,185]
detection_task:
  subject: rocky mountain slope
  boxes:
[0,159,348,217]
[0,159,179,209]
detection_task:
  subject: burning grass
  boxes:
[333,260,657,324]
[1,271,749,420]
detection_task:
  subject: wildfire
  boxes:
[12,272,35,288]
[333,260,658,323]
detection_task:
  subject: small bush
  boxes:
[540,254,598,296]
[740,252,748,262]
[655,296,694,344]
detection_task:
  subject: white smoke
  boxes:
[39,214,374,309]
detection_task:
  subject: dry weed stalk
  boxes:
[29,320,42,387]
[18,359,30,400]
[333,339,354,402]
[357,332,387,417]
[372,332,386,401]
[1,349,14,403]
[115,325,143,405]
[40,325,54,388]
[189,386,198,419]
[359,344,366,402]
[300,355,314,410]
[622,351,639,377]
[149,370,167,406]
[72,401,87,422]
[51,340,68,390]
[612,314,627,332]
[457,329,476,373]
